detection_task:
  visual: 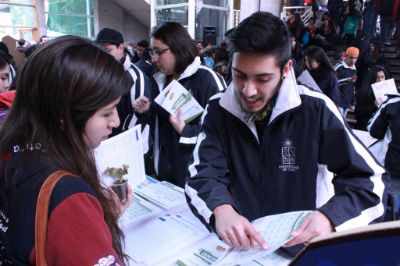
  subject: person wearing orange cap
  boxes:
[334,46,359,117]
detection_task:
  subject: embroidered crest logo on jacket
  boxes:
[279,139,299,172]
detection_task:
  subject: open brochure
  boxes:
[154,80,204,123]
[94,125,146,188]
[371,78,399,101]
[175,210,311,266]
[123,203,311,266]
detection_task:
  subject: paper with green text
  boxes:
[217,210,311,265]
[155,80,204,123]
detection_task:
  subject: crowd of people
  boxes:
[0,1,399,264]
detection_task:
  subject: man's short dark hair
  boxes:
[228,12,291,71]
[137,39,149,48]
[96,28,124,45]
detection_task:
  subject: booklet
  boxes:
[94,125,146,188]
[154,80,204,123]
[173,210,311,266]
[371,78,399,101]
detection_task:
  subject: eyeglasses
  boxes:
[149,48,170,57]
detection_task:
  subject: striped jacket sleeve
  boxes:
[314,91,388,231]
[184,100,234,231]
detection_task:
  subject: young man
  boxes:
[335,46,359,117]
[185,12,387,250]
[96,28,152,141]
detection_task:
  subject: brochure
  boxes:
[371,78,399,101]
[94,125,146,188]
[154,80,204,123]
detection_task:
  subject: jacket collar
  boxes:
[341,60,357,70]
[153,57,201,92]
[219,67,301,142]
[122,55,132,71]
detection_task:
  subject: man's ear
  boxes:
[282,60,293,79]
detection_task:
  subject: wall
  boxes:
[95,0,149,43]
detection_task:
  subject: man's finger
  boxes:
[247,227,268,250]
[226,230,241,248]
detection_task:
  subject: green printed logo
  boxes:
[171,93,192,113]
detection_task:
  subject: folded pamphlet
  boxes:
[154,80,204,123]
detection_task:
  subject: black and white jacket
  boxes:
[153,57,226,186]
[112,55,153,153]
[368,94,400,179]
[185,68,388,232]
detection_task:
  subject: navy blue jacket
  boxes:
[153,57,226,186]
[185,68,387,233]
[335,61,357,108]
[368,95,400,178]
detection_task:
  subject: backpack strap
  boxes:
[35,170,75,266]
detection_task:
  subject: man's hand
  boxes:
[169,108,185,135]
[214,204,268,250]
[133,96,150,114]
[284,211,334,247]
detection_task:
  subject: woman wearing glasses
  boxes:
[141,22,226,187]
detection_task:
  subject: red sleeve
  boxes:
[30,192,124,266]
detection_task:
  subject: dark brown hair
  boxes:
[0,35,130,260]
[152,22,199,75]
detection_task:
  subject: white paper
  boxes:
[124,211,210,265]
[118,194,163,230]
[94,125,146,188]
[135,181,187,210]
[218,211,311,265]
[154,80,204,122]
[371,78,399,101]
[174,234,231,266]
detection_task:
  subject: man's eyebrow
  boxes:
[232,67,274,77]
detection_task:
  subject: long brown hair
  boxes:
[0,35,130,260]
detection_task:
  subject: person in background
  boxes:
[96,28,152,137]
[132,39,150,63]
[355,65,387,130]
[368,92,400,205]
[304,46,339,104]
[185,11,387,251]
[0,42,16,86]
[135,47,153,78]
[0,51,10,93]
[137,22,226,186]
[335,46,359,117]
[39,35,49,46]
[0,35,132,265]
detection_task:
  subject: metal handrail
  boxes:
[281,5,313,25]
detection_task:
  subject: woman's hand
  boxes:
[169,108,185,135]
[109,185,134,217]
[134,96,150,114]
